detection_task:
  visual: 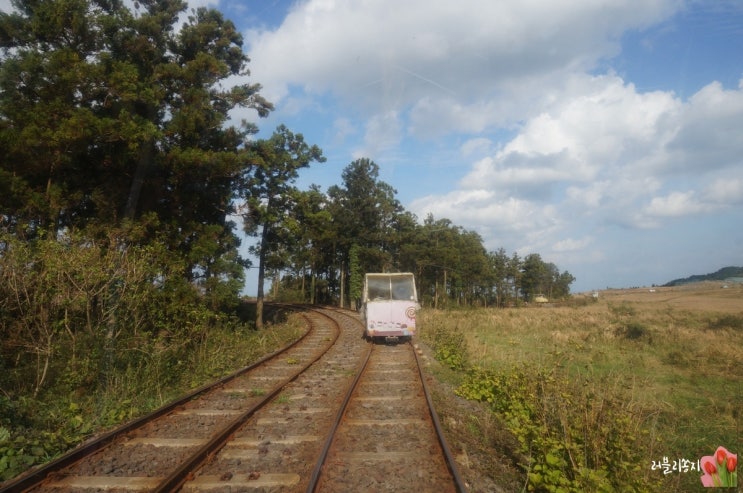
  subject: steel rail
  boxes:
[305,330,374,493]
[153,310,341,492]
[412,341,468,493]
[0,305,314,493]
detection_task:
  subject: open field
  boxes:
[592,281,743,313]
[419,283,742,492]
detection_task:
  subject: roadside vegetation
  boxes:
[418,290,743,492]
[0,238,303,481]
[1,0,580,486]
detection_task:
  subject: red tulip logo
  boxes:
[701,446,737,488]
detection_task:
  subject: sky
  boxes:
[4,0,742,293]
[226,0,743,293]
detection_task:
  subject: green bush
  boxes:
[456,365,653,492]
[0,231,295,481]
[420,316,469,370]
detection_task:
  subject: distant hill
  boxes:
[663,266,743,287]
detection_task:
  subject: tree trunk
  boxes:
[339,260,345,308]
[255,223,268,330]
[124,139,154,219]
[301,267,306,302]
[310,264,316,304]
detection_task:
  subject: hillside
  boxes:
[663,266,743,286]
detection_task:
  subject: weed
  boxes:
[457,365,652,491]
[418,312,469,370]
[609,301,637,318]
[616,322,650,341]
[707,314,743,332]
[418,296,742,492]
[0,316,301,482]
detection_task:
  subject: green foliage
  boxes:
[327,158,407,305]
[348,244,363,307]
[420,316,469,370]
[241,125,325,326]
[608,301,637,318]
[0,396,94,481]
[520,253,575,304]
[0,231,210,396]
[244,157,574,308]
[663,266,743,286]
[0,0,269,290]
[456,365,651,492]
[607,302,652,341]
[0,266,302,482]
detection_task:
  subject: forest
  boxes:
[0,0,573,478]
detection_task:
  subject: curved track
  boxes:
[1,305,465,493]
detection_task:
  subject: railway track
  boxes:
[1,305,465,493]
[311,339,463,492]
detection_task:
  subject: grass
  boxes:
[0,314,305,482]
[418,285,743,492]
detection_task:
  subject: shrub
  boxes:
[0,231,300,481]
[707,314,743,332]
[615,322,650,341]
[456,365,652,492]
[419,316,469,370]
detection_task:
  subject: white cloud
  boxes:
[331,117,356,146]
[245,0,678,117]
[353,110,403,160]
[663,80,743,174]
[460,138,494,158]
[457,73,680,206]
[703,178,743,205]
[643,178,743,220]
[645,191,714,217]
[410,72,743,255]
[553,236,594,252]
[410,189,562,255]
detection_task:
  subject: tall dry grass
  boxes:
[418,294,742,492]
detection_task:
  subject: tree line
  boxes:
[0,0,574,400]
[260,157,575,309]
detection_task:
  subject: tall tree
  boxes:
[242,125,325,328]
[0,0,272,297]
[507,252,522,303]
[327,158,403,305]
[290,185,333,303]
[521,253,546,302]
[489,247,510,307]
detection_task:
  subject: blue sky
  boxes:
[4,0,740,293]
[225,0,743,295]
[211,0,743,293]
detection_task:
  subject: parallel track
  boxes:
[1,306,466,492]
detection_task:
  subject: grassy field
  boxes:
[418,282,742,492]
